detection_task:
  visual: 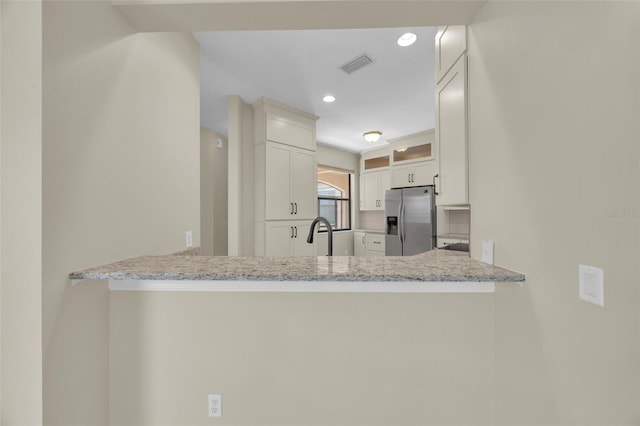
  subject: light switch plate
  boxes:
[579,264,604,307]
[482,240,494,265]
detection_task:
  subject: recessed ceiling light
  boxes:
[323,95,336,103]
[397,32,417,47]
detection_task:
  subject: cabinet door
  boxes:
[412,161,438,187]
[266,143,293,220]
[354,232,366,256]
[359,174,364,210]
[361,172,380,211]
[377,170,390,210]
[365,233,385,255]
[391,165,412,188]
[436,56,468,205]
[291,149,317,219]
[266,113,315,151]
[265,222,294,256]
[435,26,467,84]
[291,221,315,256]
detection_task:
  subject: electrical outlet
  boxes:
[208,394,222,417]
[186,231,193,248]
[482,240,494,265]
[579,264,604,307]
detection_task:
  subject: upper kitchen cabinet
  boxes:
[254,97,317,151]
[360,147,391,211]
[435,26,467,84]
[361,169,390,211]
[435,27,469,206]
[389,130,438,188]
[263,142,317,220]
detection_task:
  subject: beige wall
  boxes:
[469,2,640,424]
[110,292,495,425]
[42,1,200,425]
[1,1,43,424]
[228,96,255,256]
[201,128,228,256]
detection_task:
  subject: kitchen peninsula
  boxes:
[70,249,524,293]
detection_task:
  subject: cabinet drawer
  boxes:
[365,234,385,252]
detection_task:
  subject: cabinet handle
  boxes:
[362,236,365,244]
[411,173,415,183]
[294,203,298,215]
[408,173,411,183]
[433,174,439,195]
[290,203,294,214]
[374,241,380,244]
[294,226,298,238]
[290,227,294,238]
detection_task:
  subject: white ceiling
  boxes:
[195,26,437,153]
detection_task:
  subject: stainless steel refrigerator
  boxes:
[385,186,437,256]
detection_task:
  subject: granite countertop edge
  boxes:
[70,250,525,283]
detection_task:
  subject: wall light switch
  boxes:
[579,264,604,307]
[186,231,193,248]
[482,240,494,265]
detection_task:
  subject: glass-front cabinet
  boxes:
[359,147,391,211]
[388,130,438,188]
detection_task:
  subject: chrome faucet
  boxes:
[307,217,333,256]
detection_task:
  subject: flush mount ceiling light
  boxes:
[323,95,336,103]
[363,131,382,143]
[397,32,417,47]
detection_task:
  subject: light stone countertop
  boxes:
[69,249,524,283]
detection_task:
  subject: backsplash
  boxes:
[359,210,385,231]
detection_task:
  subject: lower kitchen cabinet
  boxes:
[354,232,366,256]
[365,233,385,256]
[353,232,386,256]
[265,220,316,256]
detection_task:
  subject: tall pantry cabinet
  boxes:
[435,25,469,206]
[253,98,319,256]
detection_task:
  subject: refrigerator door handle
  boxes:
[399,201,405,246]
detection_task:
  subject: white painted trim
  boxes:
[108,279,495,293]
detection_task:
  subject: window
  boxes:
[317,166,352,231]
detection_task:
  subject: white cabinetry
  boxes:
[435,26,469,206]
[435,25,467,84]
[391,162,438,188]
[388,130,438,189]
[254,98,319,256]
[265,220,315,256]
[354,231,366,256]
[365,233,385,256]
[361,170,389,211]
[265,142,316,220]
[359,147,390,211]
[353,232,385,256]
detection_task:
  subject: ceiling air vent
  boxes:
[339,53,375,75]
